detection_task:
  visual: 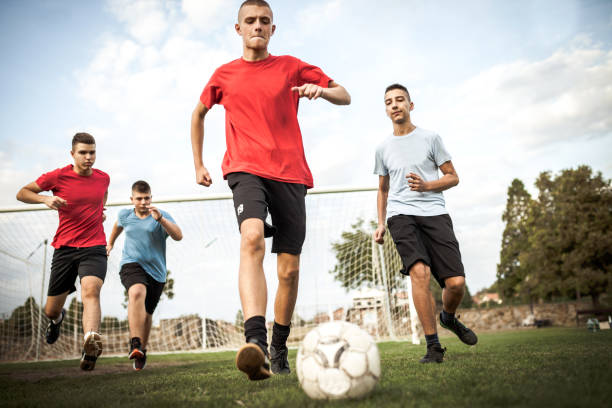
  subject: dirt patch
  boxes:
[1,360,192,382]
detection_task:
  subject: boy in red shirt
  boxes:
[191,0,350,380]
[16,132,109,371]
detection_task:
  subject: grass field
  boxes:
[1,328,611,407]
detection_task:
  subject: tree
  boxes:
[0,297,39,337]
[329,219,405,304]
[122,269,175,309]
[496,179,533,300]
[498,166,611,308]
[235,309,244,328]
[524,166,611,307]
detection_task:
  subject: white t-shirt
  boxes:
[374,127,452,218]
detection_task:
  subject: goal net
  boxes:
[0,188,420,362]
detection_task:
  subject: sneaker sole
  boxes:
[133,359,146,371]
[236,343,271,381]
[80,333,103,371]
[129,349,144,360]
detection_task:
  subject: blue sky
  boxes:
[1,0,611,321]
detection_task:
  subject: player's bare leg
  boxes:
[410,262,445,363]
[442,276,465,313]
[274,253,299,325]
[80,276,103,370]
[142,313,152,348]
[270,253,299,374]
[409,262,437,335]
[128,284,148,341]
[236,218,271,380]
[439,276,478,345]
[44,291,69,344]
[239,218,267,319]
[127,283,148,365]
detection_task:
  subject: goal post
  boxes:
[0,187,420,362]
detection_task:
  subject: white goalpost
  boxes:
[0,187,420,362]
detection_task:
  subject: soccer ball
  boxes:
[296,321,380,400]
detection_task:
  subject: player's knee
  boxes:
[241,229,265,253]
[410,262,430,283]
[81,283,101,299]
[278,266,299,284]
[44,304,62,319]
[445,277,465,294]
[129,285,147,302]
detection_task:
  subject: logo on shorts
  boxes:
[237,204,244,216]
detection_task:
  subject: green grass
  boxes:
[1,328,611,407]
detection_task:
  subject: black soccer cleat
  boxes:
[440,313,478,345]
[236,339,271,381]
[270,344,290,375]
[45,309,65,344]
[133,349,147,371]
[419,344,446,363]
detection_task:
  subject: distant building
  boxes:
[473,292,502,305]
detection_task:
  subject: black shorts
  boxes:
[48,246,107,296]
[226,172,307,255]
[119,263,165,314]
[387,214,464,288]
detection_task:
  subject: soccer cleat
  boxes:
[270,344,290,375]
[45,309,65,344]
[133,349,147,371]
[419,344,446,363]
[129,338,144,360]
[440,313,478,345]
[236,340,271,381]
[80,331,103,371]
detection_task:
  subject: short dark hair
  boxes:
[131,180,151,194]
[72,132,95,148]
[384,84,411,101]
[238,0,272,19]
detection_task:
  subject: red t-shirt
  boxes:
[36,165,110,249]
[200,54,332,188]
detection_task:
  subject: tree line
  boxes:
[496,165,611,308]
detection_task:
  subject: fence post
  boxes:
[35,239,48,361]
[376,243,396,340]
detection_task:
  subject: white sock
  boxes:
[52,314,63,324]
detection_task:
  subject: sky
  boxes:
[1,0,611,322]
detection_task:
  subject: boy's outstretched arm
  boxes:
[292,81,350,105]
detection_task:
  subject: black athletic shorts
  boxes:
[119,263,166,315]
[387,214,464,288]
[226,172,307,255]
[48,245,107,296]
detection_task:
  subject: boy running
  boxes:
[16,132,109,371]
[190,0,350,380]
[373,84,477,363]
[106,180,182,371]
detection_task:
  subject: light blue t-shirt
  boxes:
[117,208,175,282]
[374,127,452,218]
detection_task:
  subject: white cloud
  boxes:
[426,42,612,148]
[107,0,171,44]
[181,0,227,31]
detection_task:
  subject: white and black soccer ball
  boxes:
[296,321,380,400]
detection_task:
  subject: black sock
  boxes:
[244,315,268,353]
[441,310,455,324]
[131,337,142,349]
[425,333,440,348]
[271,321,290,350]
